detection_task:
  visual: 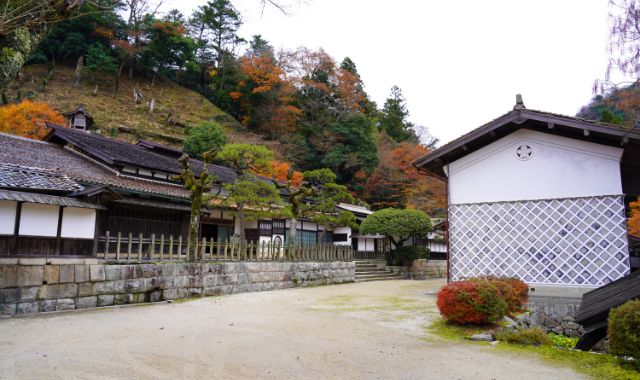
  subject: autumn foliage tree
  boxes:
[0,100,64,139]
[629,198,640,236]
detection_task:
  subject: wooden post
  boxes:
[127,233,132,262]
[169,235,174,261]
[116,232,121,261]
[149,233,155,260]
[159,234,165,261]
[104,231,110,260]
[138,233,143,261]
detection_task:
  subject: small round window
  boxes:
[516,144,532,160]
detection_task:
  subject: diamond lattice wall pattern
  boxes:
[449,195,630,286]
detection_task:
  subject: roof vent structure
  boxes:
[513,94,526,110]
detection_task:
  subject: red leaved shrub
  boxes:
[471,276,529,317]
[436,279,508,324]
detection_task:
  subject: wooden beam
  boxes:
[11,202,22,255]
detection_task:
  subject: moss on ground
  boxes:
[428,318,640,380]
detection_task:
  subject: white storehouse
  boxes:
[414,96,640,294]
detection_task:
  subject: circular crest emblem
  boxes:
[516,144,533,161]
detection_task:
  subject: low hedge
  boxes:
[608,299,640,364]
[436,276,529,324]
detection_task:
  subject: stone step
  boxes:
[356,276,404,283]
[355,272,401,279]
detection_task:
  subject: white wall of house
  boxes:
[19,203,59,237]
[60,207,96,239]
[0,200,16,234]
[446,129,624,205]
[333,226,352,246]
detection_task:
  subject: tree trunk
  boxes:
[188,212,200,261]
[73,56,83,87]
[289,216,297,246]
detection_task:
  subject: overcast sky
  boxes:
[159,0,616,145]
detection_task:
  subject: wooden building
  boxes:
[414,96,640,295]
[0,124,368,257]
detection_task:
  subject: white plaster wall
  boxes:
[19,203,59,237]
[60,207,96,239]
[357,238,375,252]
[447,129,623,205]
[333,226,352,246]
[0,200,16,235]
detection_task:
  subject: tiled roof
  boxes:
[45,124,237,183]
[0,133,191,199]
[0,189,105,209]
[0,163,84,192]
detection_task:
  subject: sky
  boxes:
[158,0,616,145]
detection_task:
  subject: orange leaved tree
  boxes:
[629,198,640,237]
[0,100,64,139]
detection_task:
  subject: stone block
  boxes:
[78,282,93,297]
[89,265,106,282]
[19,286,39,302]
[0,266,18,288]
[124,278,147,293]
[75,265,89,283]
[203,287,223,297]
[38,300,56,312]
[149,290,162,302]
[18,258,46,266]
[94,280,124,295]
[203,275,220,287]
[104,265,122,280]
[76,296,97,309]
[1,303,16,315]
[46,258,85,265]
[59,265,75,283]
[0,288,20,303]
[149,276,168,290]
[17,266,44,287]
[44,265,59,285]
[38,283,78,300]
[56,298,76,311]
[97,295,115,307]
[16,302,39,315]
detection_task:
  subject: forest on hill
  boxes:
[0,0,445,216]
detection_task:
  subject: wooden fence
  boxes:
[98,232,354,262]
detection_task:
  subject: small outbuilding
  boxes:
[63,104,94,131]
[414,95,640,297]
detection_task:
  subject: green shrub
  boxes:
[183,121,227,159]
[608,300,640,362]
[392,246,429,264]
[495,327,551,346]
[548,333,579,349]
[436,278,509,324]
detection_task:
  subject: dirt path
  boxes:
[0,280,584,380]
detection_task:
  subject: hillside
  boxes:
[4,64,285,156]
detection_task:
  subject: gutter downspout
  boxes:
[414,165,450,283]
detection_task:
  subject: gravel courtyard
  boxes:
[0,280,584,380]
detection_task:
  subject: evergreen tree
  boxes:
[379,86,418,142]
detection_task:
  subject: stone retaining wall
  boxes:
[0,258,355,316]
[388,259,447,280]
[520,296,584,337]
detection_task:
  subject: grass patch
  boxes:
[427,317,640,379]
